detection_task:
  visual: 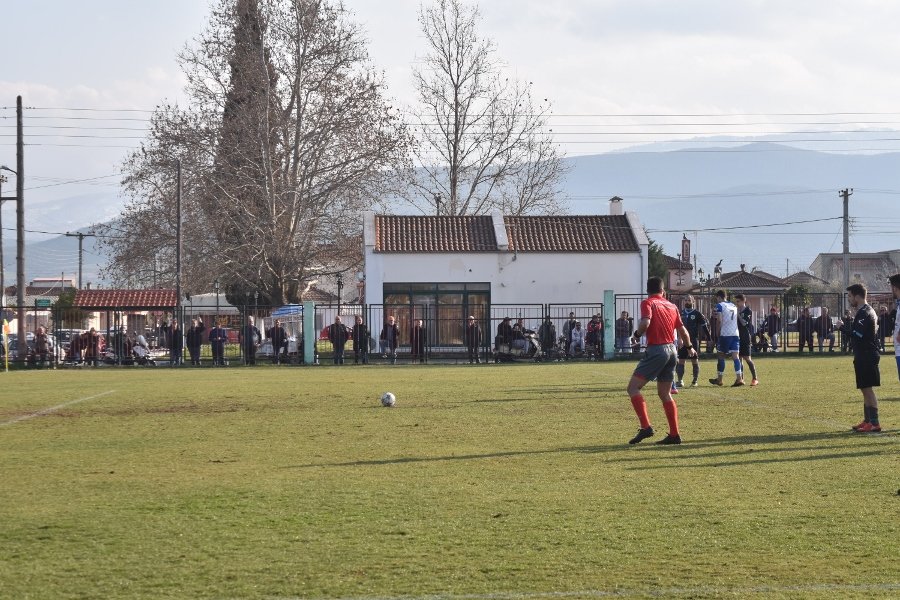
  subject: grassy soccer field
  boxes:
[0,357,897,599]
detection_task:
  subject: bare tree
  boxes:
[402,0,566,216]
[96,0,408,304]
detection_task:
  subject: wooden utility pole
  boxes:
[15,96,25,360]
[840,188,853,310]
[64,232,96,289]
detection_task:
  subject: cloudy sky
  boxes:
[2,1,900,275]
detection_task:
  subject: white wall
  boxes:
[365,250,645,305]
[362,210,650,305]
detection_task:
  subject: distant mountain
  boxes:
[11,141,900,283]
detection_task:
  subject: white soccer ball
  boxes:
[380,392,396,407]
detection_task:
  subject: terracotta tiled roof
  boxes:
[302,286,339,302]
[4,285,73,297]
[505,215,638,253]
[74,289,178,309]
[783,271,829,286]
[663,254,693,269]
[374,214,640,254]
[376,215,497,252]
[712,270,789,290]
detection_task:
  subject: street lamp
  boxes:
[336,272,344,314]
[214,279,220,368]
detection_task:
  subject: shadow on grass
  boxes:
[624,448,891,470]
[610,430,898,469]
[285,442,624,469]
[288,429,897,470]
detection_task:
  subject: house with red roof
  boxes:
[361,198,649,346]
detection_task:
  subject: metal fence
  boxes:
[614,291,898,355]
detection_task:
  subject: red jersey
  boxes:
[639,294,683,345]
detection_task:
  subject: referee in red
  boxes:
[626,276,697,445]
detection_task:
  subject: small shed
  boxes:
[73,288,178,336]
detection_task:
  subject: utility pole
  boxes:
[840,188,853,310]
[64,232,96,288]
[175,159,183,325]
[0,173,9,311]
[15,96,25,361]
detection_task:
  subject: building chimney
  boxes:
[609,196,624,216]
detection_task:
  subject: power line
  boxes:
[647,216,842,233]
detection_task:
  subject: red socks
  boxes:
[663,400,679,437]
[630,394,651,429]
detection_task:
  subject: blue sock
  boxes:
[717,358,725,373]
[733,358,742,374]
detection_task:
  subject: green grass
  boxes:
[0,358,898,599]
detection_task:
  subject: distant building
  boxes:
[810,250,900,292]
[783,271,831,288]
[362,198,649,346]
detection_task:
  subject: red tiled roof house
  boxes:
[362,198,650,313]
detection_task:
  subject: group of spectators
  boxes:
[325,314,405,365]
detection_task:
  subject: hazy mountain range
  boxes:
[5,141,899,286]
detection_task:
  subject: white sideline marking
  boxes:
[0,390,117,427]
[273,582,900,600]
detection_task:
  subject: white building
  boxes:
[362,199,649,346]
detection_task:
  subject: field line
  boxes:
[279,582,900,600]
[0,389,117,427]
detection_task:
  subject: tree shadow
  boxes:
[284,442,624,469]
[625,448,891,470]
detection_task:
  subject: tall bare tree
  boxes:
[403,0,566,216]
[96,0,408,304]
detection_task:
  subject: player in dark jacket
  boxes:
[847,284,881,433]
[676,296,710,388]
[735,295,759,386]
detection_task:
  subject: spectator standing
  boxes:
[763,306,782,352]
[352,315,370,365]
[877,306,892,353]
[465,315,481,364]
[587,314,603,358]
[268,319,288,364]
[209,320,229,366]
[380,315,400,365]
[615,311,633,354]
[34,326,51,367]
[410,319,427,364]
[68,329,84,364]
[537,315,556,359]
[814,307,835,353]
[840,309,854,353]
[328,316,350,365]
[84,328,101,367]
[797,308,815,353]
[240,316,261,365]
[563,312,577,352]
[169,319,184,366]
[186,317,206,366]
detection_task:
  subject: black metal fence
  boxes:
[614,291,897,355]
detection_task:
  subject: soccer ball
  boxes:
[380,392,396,407]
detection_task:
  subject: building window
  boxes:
[382,282,490,346]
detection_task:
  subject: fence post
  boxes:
[603,290,615,359]
[302,301,315,365]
